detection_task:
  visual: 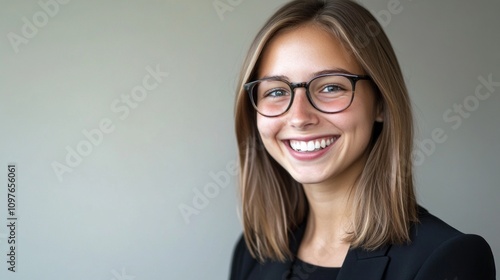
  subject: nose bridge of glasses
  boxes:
[288,81,315,113]
[290,82,308,92]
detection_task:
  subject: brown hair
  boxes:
[234,0,417,262]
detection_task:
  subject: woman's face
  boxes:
[256,24,382,187]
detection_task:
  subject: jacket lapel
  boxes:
[246,222,391,280]
[337,245,391,280]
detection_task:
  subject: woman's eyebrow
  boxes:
[259,74,288,80]
[259,68,356,81]
[313,68,355,76]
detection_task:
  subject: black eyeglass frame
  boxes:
[244,73,372,117]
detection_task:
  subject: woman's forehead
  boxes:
[257,24,363,80]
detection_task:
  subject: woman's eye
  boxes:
[321,84,343,93]
[265,89,288,98]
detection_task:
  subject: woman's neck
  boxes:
[302,179,352,244]
[297,156,366,267]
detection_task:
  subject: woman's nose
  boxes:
[286,88,319,129]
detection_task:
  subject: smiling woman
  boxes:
[229,0,496,280]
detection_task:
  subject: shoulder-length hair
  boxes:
[234,0,417,262]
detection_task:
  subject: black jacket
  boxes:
[229,207,496,279]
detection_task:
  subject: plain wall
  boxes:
[0,0,498,279]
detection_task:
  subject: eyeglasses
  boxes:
[245,73,371,117]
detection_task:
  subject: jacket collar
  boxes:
[336,244,390,280]
[247,222,391,280]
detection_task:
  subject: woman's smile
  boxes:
[288,136,339,153]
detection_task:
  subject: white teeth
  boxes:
[289,137,338,152]
[300,141,307,151]
[307,141,315,151]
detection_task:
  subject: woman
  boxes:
[229,0,496,279]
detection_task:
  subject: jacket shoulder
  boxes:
[414,233,496,279]
[385,208,496,279]
[413,207,463,243]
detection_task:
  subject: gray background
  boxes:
[0,0,498,279]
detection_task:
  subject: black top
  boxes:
[229,206,496,280]
[289,258,340,280]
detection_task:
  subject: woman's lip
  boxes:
[283,134,339,142]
